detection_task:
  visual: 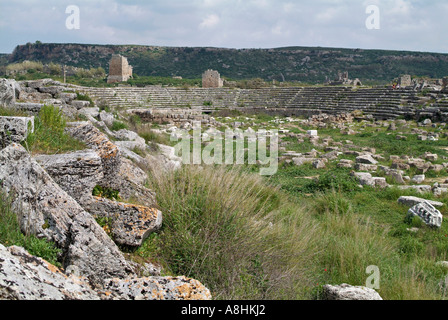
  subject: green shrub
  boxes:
[75,92,95,107]
[111,121,128,131]
[314,168,359,193]
[92,185,121,201]
[25,105,85,154]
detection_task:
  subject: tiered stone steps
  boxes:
[73,84,448,120]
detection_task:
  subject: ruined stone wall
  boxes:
[202,69,224,88]
[399,75,412,87]
[107,55,133,84]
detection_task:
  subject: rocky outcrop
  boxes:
[0,79,20,107]
[0,143,134,285]
[322,284,383,300]
[85,197,162,247]
[65,122,156,203]
[101,276,212,300]
[0,244,212,300]
[0,116,34,149]
[0,244,100,300]
[34,150,103,204]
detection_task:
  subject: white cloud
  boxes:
[199,14,220,29]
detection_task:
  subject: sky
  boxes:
[0,0,447,54]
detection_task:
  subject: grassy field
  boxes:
[128,112,448,300]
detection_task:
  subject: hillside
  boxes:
[5,42,448,83]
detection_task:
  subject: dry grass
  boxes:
[139,164,320,299]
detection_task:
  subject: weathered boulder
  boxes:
[38,86,63,96]
[354,163,378,172]
[147,143,182,171]
[0,116,34,149]
[99,111,114,127]
[71,100,91,110]
[396,185,432,194]
[34,149,159,247]
[387,170,405,185]
[0,244,100,300]
[64,122,156,206]
[0,143,134,285]
[353,172,375,187]
[398,196,444,208]
[411,175,426,184]
[322,284,382,300]
[101,276,212,300]
[312,159,326,169]
[65,122,121,190]
[0,79,19,107]
[14,102,44,114]
[85,197,162,247]
[356,154,378,165]
[407,201,443,228]
[337,159,353,168]
[373,177,388,188]
[59,92,78,103]
[34,150,103,204]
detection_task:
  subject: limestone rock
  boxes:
[407,201,443,228]
[396,185,432,194]
[387,170,405,185]
[322,284,382,300]
[312,159,326,169]
[101,276,212,300]
[411,175,426,184]
[14,102,44,114]
[354,163,377,172]
[0,244,100,300]
[71,100,91,110]
[337,159,353,168]
[38,86,63,96]
[0,116,34,149]
[373,177,388,188]
[147,143,183,171]
[65,121,122,190]
[98,111,114,127]
[356,154,378,165]
[34,150,103,204]
[35,147,159,247]
[353,172,375,187]
[398,196,444,208]
[0,143,134,285]
[0,79,19,107]
[85,197,162,247]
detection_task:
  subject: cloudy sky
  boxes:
[0,0,447,54]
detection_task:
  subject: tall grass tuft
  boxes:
[0,191,61,267]
[138,164,319,300]
[25,105,85,154]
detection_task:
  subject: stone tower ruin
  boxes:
[107,54,133,84]
[202,69,224,88]
[398,75,412,87]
